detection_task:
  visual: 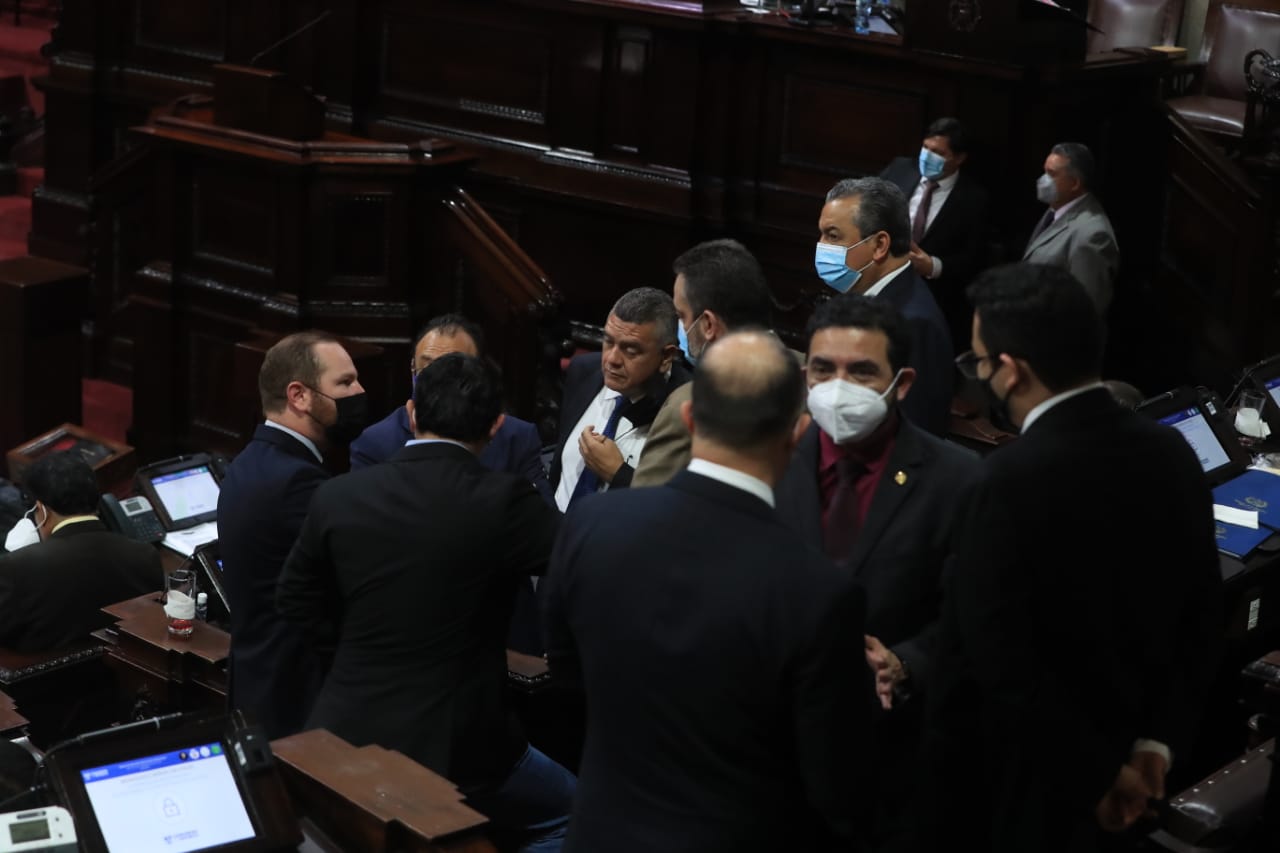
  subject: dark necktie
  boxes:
[569,395,627,505]
[911,179,938,244]
[1028,208,1055,245]
[824,457,867,561]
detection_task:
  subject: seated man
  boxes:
[0,452,161,652]
[279,353,573,853]
[350,313,552,503]
[551,287,690,511]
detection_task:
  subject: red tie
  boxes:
[824,457,867,561]
[911,179,938,244]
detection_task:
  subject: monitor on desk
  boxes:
[1244,353,1280,433]
[193,542,230,627]
[1136,386,1251,487]
[135,456,221,531]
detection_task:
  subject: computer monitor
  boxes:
[1137,386,1251,487]
[1244,353,1280,434]
[135,455,221,531]
[193,541,230,627]
[43,714,299,853]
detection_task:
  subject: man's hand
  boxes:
[1095,764,1156,833]
[579,426,625,483]
[907,243,936,278]
[1130,749,1169,805]
[864,635,905,711]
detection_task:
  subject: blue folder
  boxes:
[1215,520,1272,559]
[1211,469,1280,532]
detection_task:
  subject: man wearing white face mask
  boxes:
[0,452,161,652]
[815,177,955,436]
[776,293,980,853]
[881,117,991,353]
[1022,142,1118,314]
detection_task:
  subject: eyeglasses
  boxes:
[954,350,998,380]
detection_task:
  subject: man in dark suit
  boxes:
[218,330,367,740]
[0,452,161,652]
[880,117,991,351]
[349,313,551,502]
[815,177,954,436]
[544,331,877,853]
[1022,142,1119,314]
[278,353,573,853]
[776,293,979,850]
[918,264,1223,852]
[550,287,690,511]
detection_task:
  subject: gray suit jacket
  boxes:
[1022,193,1118,313]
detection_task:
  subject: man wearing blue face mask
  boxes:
[881,117,991,352]
[815,177,955,436]
[776,293,980,853]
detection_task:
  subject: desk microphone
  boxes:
[249,10,332,68]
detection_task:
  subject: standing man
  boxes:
[815,177,955,436]
[544,330,876,852]
[349,313,551,503]
[551,287,690,511]
[278,354,573,853]
[881,117,991,352]
[919,263,1222,852]
[1022,142,1119,313]
[631,239,774,487]
[776,293,979,850]
[218,330,367,739]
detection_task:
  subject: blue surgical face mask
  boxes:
[918,147,946,180]
[814,234,877,294]
[677,314,705,367]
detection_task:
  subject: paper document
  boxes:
[162,521,218,556]
[1214,505,1258,529]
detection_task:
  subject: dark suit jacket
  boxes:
[349,406,552,504]
[776,419,980,695]
[549,352,692,491]
[218,424,330,739]
[877,266,955,437]
[882,158,991,349]
[543,471,877,853]
[0,519,161,652]
[918,388,1223,853]
[277,441,560,789]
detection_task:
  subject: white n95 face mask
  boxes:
[4,506,43,552]
[807,374,901,445]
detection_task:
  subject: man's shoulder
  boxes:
[497,413,540,443]
[660,381,692,412]
[905,422,983,472]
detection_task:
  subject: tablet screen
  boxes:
[1157,407,1232,474]
[148,466,220,526]
[1264,374,1280,410]
[80,742,254,853]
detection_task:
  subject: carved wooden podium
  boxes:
[121,65,559,459]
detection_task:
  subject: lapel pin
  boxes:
[894,470,907,486]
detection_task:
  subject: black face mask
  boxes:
[308,387,368,446]
[979,373,1018,435]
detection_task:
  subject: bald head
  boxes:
[691,331,805,451]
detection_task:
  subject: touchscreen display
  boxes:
[149,466,220,524]
[1157,407,1232,474]
[80,742,254,853]
[1265,375,1280,409]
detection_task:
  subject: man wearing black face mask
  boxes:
[917,263,1221,853]
[217,330,367,739]
[775,294,979,852]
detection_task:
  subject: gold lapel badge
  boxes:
[894,470,907,486]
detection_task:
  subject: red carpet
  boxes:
[82,379,132,445]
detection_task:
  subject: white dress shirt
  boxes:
[908,170,959,279]
[264,420,323,463]
[686,458,774,508]
[863,257,912,299]
[554,385,650,512]
[1049,192,1088,224]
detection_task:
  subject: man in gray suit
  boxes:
[1022,142,1119,314]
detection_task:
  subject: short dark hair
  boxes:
[967,263,1103,392]
[413,313,486,357]
[610,287,679,347]
[805,293,913,374]
[672,239,773,330]
[24,451,100,516]
[925,117,969,155]
[258,330,340,414]
[1051,142,1097,191]
[692,332,805,451]
[824,177,911,256]
[411,353,504,443]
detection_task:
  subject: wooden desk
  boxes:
[0,642,111,748]
[272,729,495,853]
[95,592,229,718]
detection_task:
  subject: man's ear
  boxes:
[679,399,695,437]
[872,230,892,263]
[405,400,416,434]
[286,380,310,411]
[895,367,917,402]
[996,354,1023,395]
[953,151,968,170]
[701,310,722,343]
[488,412,507,441]
[660,342,680,373]
[789,413,812,450]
